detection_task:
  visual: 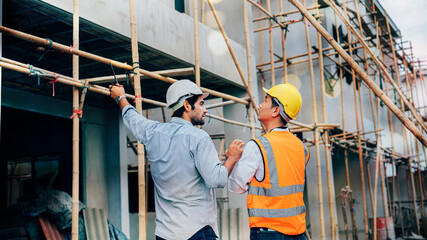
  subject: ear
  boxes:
[183,100,192,112]
[271,106,281,118]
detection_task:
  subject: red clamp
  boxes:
[50,73,59,96]
[134,95,141,103]
[70,109,83,119]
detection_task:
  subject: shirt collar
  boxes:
[269,127,289,133]
[170,117,193,126]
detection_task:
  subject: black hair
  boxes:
[171,95,199,118]
[271,98,288,126]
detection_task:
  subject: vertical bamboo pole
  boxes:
[373,135,381,240]
[206,0,259,115]
[379,156,390,239]
[315,1,335,237]
[302,0,325,238]
[266,0,275,86]
[335,12,358,239]
[201,0,206,23]
[258,1,264,89]
[129,1,146,239]
[342,2,369,238]
[396,166,405,235]
[415,139,425,219]
[409,158,421,234]
[279,0,287,83]
[71,1,80,240]
[383,161,393,222]
[243,0,256,138]
[417,59,427,117]
[193,0,200,86]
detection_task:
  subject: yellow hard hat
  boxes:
[263,83,302,120]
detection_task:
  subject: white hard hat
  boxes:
[166,79,209,112]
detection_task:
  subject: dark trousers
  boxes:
[250,228,307,240]
[156,225,217,240]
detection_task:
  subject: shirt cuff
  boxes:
[122,105,136,118]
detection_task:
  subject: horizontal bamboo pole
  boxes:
[205,97,250,109]
[207,113,263,130]
[256,38,370,68]
[0,58,271,133]
[81,67,194,83]
[0,26,249,106]
[0,59,167,107]
[254,14,323,33]
[253,5,320,22]
[288,0,427,147]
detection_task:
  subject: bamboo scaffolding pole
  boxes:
[81,67,194,83]
[330,2,427,134]
[396,166,405,235]
[315,0,336,237]
[193,0,200,86]
[206,113,262,130]
[288,0,427,146]
[256,38,369,68]
[333,18,357,235]
[409,157,421,234]
[0,26,249,106]
[206,0,259,115]
[302,0,325,238]
[340,2,369,238]
[0,59,167,106]
[372,132,381,240]
[415,139,425,219]
[258,0,265,91]
[261,45,365,73]
[128,0,146,239]
[205,97,249,109]
[383,161,393,222]
[0,58,289,144]
[379,155,390,239]
[266,0,275,86]
[71,0,79,239]
[242,0,256,138]
[279,0,287,83]
[201,0,205,23]
[253,14,323,33]
[253,5,320,22]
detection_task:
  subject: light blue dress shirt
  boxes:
[122,105,228,240]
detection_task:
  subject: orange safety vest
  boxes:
[247,130,309,235]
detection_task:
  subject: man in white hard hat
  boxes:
[228,84,309,240]
[110,80,244,240]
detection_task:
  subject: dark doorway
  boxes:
[0,107,75,207]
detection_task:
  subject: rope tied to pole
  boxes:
[125,62,141,85]
[49,72,59,96]
[28,65,43,85]
[37,38,53,62]
[110,62,118,84]
[70,109,83,119]
[134,95,141,103]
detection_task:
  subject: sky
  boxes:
[379,0,427,65]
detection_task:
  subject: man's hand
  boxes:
[225,139,245,162]
[223,139,245,176]
[109,84,125,100]
[109,84,129,110]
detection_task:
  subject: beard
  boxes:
[191,115,205,126]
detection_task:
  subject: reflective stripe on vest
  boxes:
[248,135,305,218]
[248,205,306,218]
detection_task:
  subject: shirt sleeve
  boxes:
[194,135,228,189]
[122,105,159,143]
[228,140,262,194]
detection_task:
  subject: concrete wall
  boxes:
[40,0,248,87]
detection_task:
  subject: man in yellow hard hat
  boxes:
[228,83,309,240]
